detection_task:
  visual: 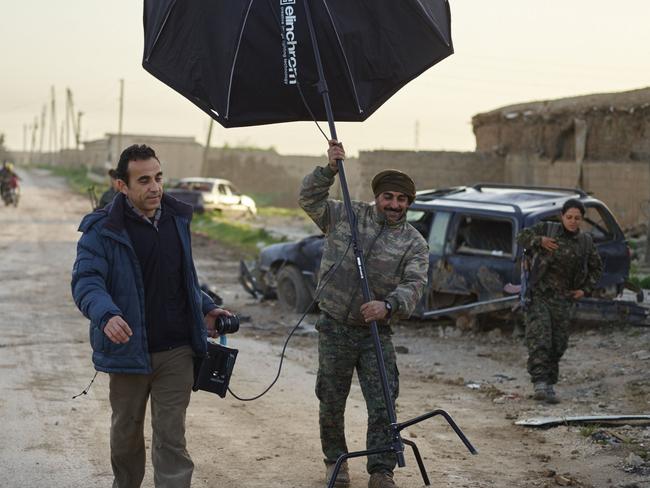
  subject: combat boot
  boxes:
[325,460,350,487]
[533,382,548,401]
[368,471,398,488]
[545,384,560,404]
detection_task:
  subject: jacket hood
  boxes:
[78,207,109,233]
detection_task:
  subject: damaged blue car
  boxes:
[240,184,647,327]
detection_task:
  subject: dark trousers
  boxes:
[315,314,399,475]
[109,345,194,488]
[525,297,571,385]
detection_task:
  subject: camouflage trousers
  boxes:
[315,314,399,474]
[525,295,572,385]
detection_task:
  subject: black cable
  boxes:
[227,238,352,401]
[295,80,330,142]
[72,371,98,399]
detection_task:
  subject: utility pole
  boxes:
[77,112,84,149]
[30,117,38,163]
[67,88,82,150]
[39,104,46,155]
[49,86,57,163]
[23,124,27,153]
[64,88,71,151]
[60,120,65,154]
[203,118,214,175]
[117,78,124,153]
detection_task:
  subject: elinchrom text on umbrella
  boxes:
[280,0,298,85]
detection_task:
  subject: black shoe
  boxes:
[545,385,560,404]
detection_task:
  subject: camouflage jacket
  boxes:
[299,165,429,326]
[517,221,602,298]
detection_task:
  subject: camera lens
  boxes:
[215,314,240,335]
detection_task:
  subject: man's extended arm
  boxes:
[298,165,337,233]
[298,140,346,233]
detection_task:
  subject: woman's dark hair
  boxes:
[562,198,585,216]
[115,144,159,184]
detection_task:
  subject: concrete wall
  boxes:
[202,147,358,207]
[201,149,504,206]
[10,132,648,230]
[353,150,505,201]
[505,153,650,228]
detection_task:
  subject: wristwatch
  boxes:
[384,300,393,318]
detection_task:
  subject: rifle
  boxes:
[503,250,532,312]
[87,185,98,211]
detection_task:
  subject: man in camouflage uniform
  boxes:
[299,141,429,488]
[97,168,120,209]
[517,199,602,404]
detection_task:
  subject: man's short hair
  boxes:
[371,169,416,203]
[107,168,117,179]
[115,144,160,184]
[562,198,585,216]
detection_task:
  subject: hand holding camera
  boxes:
[205,308,239,337]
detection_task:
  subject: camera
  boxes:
[216,314,240,335]
[193,341,238,397]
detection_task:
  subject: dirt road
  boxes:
[1,169,649,488]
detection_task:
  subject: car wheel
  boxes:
[276,265,313,313]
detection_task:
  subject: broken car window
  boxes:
[453,215,513,258]
[582,205,615,243]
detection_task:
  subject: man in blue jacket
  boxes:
[72,144,231,488]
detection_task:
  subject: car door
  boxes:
[433,212,518,301]
[217,184,242,211]
[406,208,441,313]
[582,204,629,290]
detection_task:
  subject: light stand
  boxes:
[302,2,478,486]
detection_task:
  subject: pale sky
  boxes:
[1,0,649,157]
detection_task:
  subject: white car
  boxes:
[174,177,257,216]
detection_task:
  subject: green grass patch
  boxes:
[629,275,650,289]
[257,206,306,218]
[193,213,286,256]
[36,164,101,196]
[579,424,601,438]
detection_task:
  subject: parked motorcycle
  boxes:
[1,175,20,207]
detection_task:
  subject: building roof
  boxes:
[473,86,650,127]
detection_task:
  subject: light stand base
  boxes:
[326,409,478,488]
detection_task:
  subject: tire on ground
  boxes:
[276,265,313,313]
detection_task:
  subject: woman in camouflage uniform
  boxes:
[517,199,602,403]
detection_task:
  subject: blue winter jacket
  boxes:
[71,192,217,374]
